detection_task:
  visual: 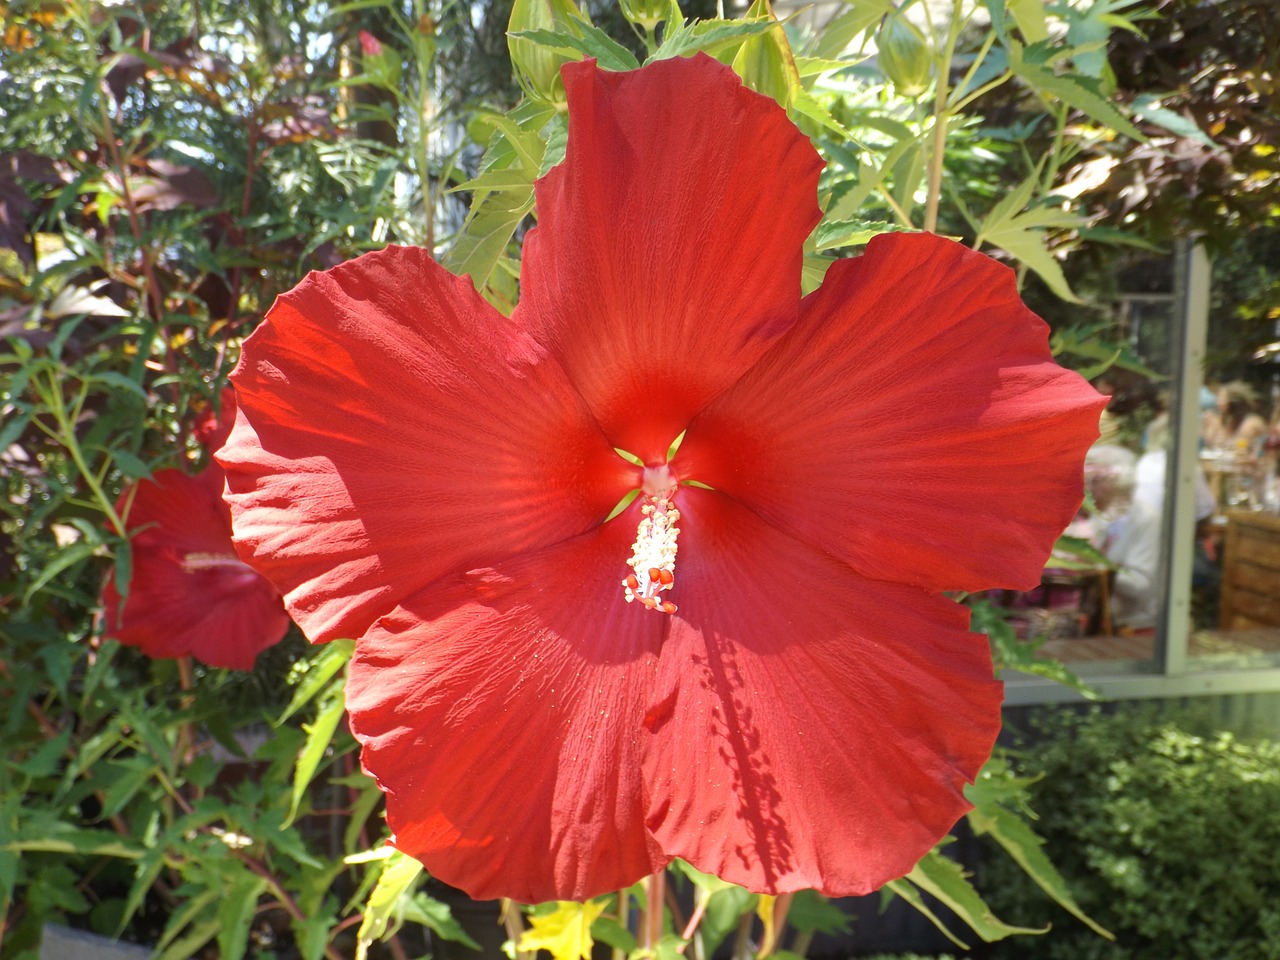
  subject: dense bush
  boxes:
[981,707,1280,960]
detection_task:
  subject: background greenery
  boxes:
[981,706,1280,960]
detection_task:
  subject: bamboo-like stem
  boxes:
[644,871,666,950]
[923,0,965,233]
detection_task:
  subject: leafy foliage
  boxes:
[982,707,1280,960]
[0,0,1247,956]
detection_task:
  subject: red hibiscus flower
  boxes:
[217,54,1106,902]
[102,393,290,671]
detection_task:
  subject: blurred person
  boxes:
[1203,380,1267,454]
[1087,445,1161,632]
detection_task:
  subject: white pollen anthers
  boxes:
[622,495,680,614]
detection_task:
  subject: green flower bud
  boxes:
[507,0,585,107]
[620,0,669,32]
[876,15,934,98]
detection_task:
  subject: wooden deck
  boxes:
[1041,627,1280,665]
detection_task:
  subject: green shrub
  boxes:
[980,706,1280,960]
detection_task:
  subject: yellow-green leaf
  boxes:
[356,850,426,960]
[518,899,608,960]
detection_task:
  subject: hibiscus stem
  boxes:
[923,0,964,234]
[613,889,629,960]
[644,871,666,950]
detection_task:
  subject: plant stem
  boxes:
[39,369,128,537]
[644,871,666,950]
[923,0,965,233]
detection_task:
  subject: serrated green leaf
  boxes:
[813,218,905,251]
[901,849,1047,943]
[11,727,72,778]
[218,872,269,960]
[22,540,100,604]
[278,639,354,725]
[100,756,157,818]
[993,224,1080,302]
[966,770,1113,939]
[444,189,535,292]
[649,17,774,62]
[539,112,569,176]
[883,878,970,948]
[786,889,850,936]
[287,692,347,826]
[1130,93,1215,147]
[404,892,483,949]
[356,850,425,959]
[510,26,639,72]
[1009,42,1143,140]
[789,87,850,139]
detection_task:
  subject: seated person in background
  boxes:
[1086,445,1161,632]
[1202,380,1268,455]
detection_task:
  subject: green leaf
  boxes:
[356,850,426,959]
[444,188,535,292]
[4,827,144,860]
[786,889,850,936]
[1130,93,1216,147]
[287,691,348,826]
[155,916,221,960]
[1009,40,1144,141]
[22,540,100,604]
[883,877,970,949]
[278,639,354,725]
[994,224,1080,302]
[404,892,483,949]
[966,765,1114,939]
[968,597,1101,698]
[510,26,639,72]
[649,17,774,62]
[85,370,148,401]
[806,0,893,60]
[218,872,269,960]
[100,756,158,818]
[589,915,635,954]
[1007,0,1049,43]
[10,726,72,778]
[813,218,906,251]
[896,849,1048,944]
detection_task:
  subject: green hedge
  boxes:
[980,706,1280,960]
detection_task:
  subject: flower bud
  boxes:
[876,15,934,98]
[507,0,586,106]
[620,0,668,32]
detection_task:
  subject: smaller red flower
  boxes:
[101,394,290,671]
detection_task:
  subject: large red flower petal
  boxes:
[219,246,637,644]
[675,232,1106,593]
[644,488,1002,895]
[102,467,290,671]
[346,515,668,903]
[514,55,825,462]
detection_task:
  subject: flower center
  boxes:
[622,464,680,614]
